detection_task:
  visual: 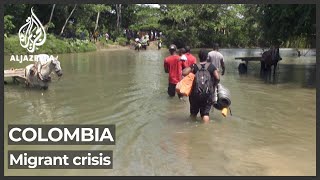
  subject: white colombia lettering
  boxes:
[38,128,48,142]
[100,128,114,142]
[48,128,63,142]
[9,127,21,142]
[81,128,94,142]
[22,128,37,142]
[9,127,114,143]
[64,128,80,141]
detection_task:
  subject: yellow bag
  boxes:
[222,107,228,117]
[176,73,195,96]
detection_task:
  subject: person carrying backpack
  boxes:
[182,49,220,123]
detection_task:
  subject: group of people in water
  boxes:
[164,43,225,123]
[134,32,163,51]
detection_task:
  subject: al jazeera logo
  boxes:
[10,7,49,63]
[19,7,46,53]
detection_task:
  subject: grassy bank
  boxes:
[4,34,129,55]
[4,34,97,55]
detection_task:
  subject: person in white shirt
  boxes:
[207,43,225,106]
[207,43,225,76]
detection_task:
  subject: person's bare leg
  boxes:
[202,115,210,123]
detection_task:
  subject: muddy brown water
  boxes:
[4,48,316,176]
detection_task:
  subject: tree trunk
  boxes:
[116,5,119,30]
[94,11,100,32]
[59,4,77,36]
[116,4,122,32]
[119,4,122,29]
[45,4,56,32]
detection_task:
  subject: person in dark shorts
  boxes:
[182,49,220,123]
[164,44,184,98]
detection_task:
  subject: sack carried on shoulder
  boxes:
[176,73,195,96]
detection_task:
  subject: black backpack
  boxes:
[193,63,214,100]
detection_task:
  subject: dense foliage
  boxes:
[4,4,316,49]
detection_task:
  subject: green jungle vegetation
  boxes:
[4,4,316,54]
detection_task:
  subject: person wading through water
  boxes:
[164,44,184,99]
[182,49,220,123]
[179,47,188,79]
[207,43,225,105]
[183,46,197,68]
